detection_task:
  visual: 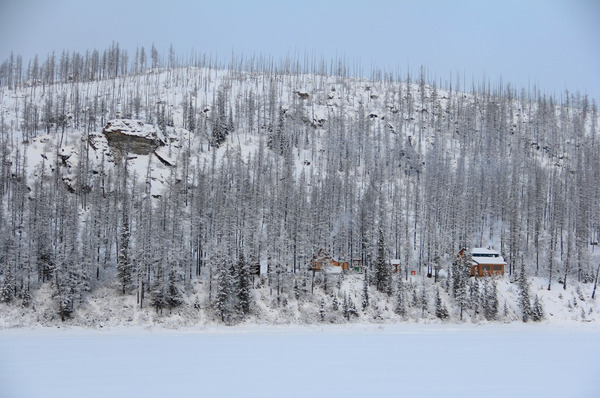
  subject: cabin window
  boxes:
[482,266,491,271]
[493,265,502,271]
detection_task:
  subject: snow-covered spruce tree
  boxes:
[374,228,392,295]
[362,269,369,310]
[1,263,15,303]
[54,259,75,321]
[116,213,133,295]
[435,288,449,320]
[531,295,544,322]
[453,253,471,320]
[394,272,407,317]
[483,278,499,321]
[343,294,349,320]
[319,298,326,322]
[210,89,230,148]
[21,283,32,308]
[332,294,339,311]
[348,298,359,319]
[166,268,184,312]
[420,279,428,316]
[517,261,532,322]
[235,251,251,317]
[410,283,419,308]
[293,277,300,300]
[150,266,166,315]
[117,157,133,295]
[215,261,234,323]
[470,279,481,316]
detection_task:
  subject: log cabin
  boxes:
[310,249,348,272]
[458,247,506,277]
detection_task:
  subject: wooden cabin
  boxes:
[310,249,348,272]
[458,247,506,277]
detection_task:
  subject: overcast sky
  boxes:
[1,0,599,102]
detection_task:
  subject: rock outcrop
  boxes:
[102,119,166,155]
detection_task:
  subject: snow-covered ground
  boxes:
[1,324,598,398]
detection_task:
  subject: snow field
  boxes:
[0,324,598,398]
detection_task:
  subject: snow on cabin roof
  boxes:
[471,248,506,265]
[103,119,166,144]
[463,247,507,266]
[472,256,506,265]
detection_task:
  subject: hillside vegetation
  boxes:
[0,45,598,326]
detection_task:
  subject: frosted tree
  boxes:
[374,228,392,295]
[435,288,449,320]
[215,261,234,323]
[531,295,544,322]
[453,253,471,321]
[343,294,350,320]
[483,279,499,321]
[517,261,532,322]
[394,272,407,317]
[332,294,339,311]
[319,298,326,322]
[21,282,32,308]
[420,279,428,316]
[361,269,369,310]
[235,252,251,317]
[1,263,14,303]
[117,157,133,295]
[166,268,184,312]
[150,266,166,314]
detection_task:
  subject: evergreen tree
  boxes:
[293,277,300,300]
[166,268,184,311]
[21,283,32,308]
[470,279,481,315]
[453,253,470,320]
[150,267,166,314]
[420,279,428,316]
[235,252,251,316]
[319,298,326,322]
[117,157,133,294]
[518,262,532,322]
[116,213,133,294]
[483,279,499,321]
[332,294,339,311]
[1,264,14,303]
[394,273,406,317]
[411,284,419,308]
[348,299,359,319]
[374,228,392,295]
[435,288,449,320]
[343,294,350,320]
[215,261,233,323]
[361,269,369,310]
[531,295,544,322]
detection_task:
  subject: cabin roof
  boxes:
[472,257,507,265]
[471,247,506,265]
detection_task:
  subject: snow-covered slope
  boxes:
[0,58,599,328]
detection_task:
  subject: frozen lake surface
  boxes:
[1,324,599,398]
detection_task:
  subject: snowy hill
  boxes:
[0,46,599,328]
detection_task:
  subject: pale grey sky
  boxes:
[1,0,599,101]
